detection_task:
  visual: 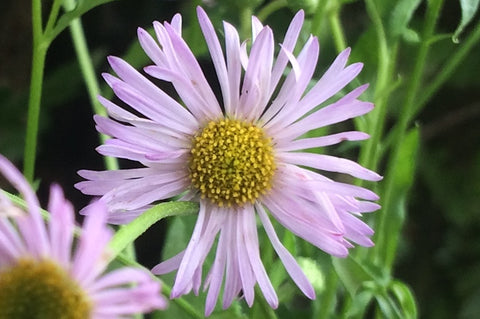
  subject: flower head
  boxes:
[76,7,382,315]
[0,155,167,318]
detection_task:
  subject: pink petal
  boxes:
[222,213,243,309]
[241,206,278,308]
[152,250,185,275]
[276,131,370,151]
[48,185,74,267]
[277,152,382,181]
[238,27,274,121]
[72,200,112,286]
[197,6,231,115]
[224,22,242,114]
[270,10,305,95]
[204,225,227,316]
[256,203,315,299]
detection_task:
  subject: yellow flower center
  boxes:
[0,259,91,319]
[189,118,276,207]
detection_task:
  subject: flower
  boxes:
[76,7,382,315]
[0,155,167,318]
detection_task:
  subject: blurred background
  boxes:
[1,0,479,318]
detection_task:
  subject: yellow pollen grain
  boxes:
[189,118,276,207]
[0,259,91,319]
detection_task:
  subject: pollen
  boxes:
[189,118,276,207]
[0,259,91,319]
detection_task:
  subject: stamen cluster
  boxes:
[189,119,276,207]
[0,259,91,319]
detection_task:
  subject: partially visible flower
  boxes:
[0,155,167,318]
[76,7,381,315]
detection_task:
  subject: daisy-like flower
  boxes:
[76,7,382,315]
[0,155,167,318]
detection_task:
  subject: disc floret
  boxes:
[189,118,276,207]
[0,259,91,319]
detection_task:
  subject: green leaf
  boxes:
[161,213,199,263]
[344,289,376,317]
[382,127,419,268]
[372,0,399,17]
[297,257,325,292]
[108,201,199,261]
[393,126,419,191]
[375,293,403,319]
[388,0,422,38]
[389,280,418,318]
[332,256,373,296]
[453,0,480,42]
[402,28,420,43]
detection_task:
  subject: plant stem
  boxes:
[64,0,118,170]
[23,0,49,183]
[317,267,338,319]
[358,0,395,174]
[44,0,63,35]
[240,5,254,39]
[257,0,288,21]
[24,47,47,184]
[416,21,480,116]
[328,2,347,52]
[374,0,444,269]
[108,202,199,261]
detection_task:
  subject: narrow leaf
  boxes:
[333,256,372,296]
[389,280,418,318]
[389,0,422,38]
[383,127,420,268]
[453,0,480,42]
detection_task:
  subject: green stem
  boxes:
[240,5,254,39]
[23,48,47,184]
[44,0,64,35]
[374,0,444,269]
[317,267,338,319]
[108,202,199,261]
[416,21,480,115]
[357,0,395,173]
[310,1,328,37]
[328,2,347,52]
[257,0,288,21]
[64,0,118,171]
[340,295,359,319]
[23,0,49,183]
